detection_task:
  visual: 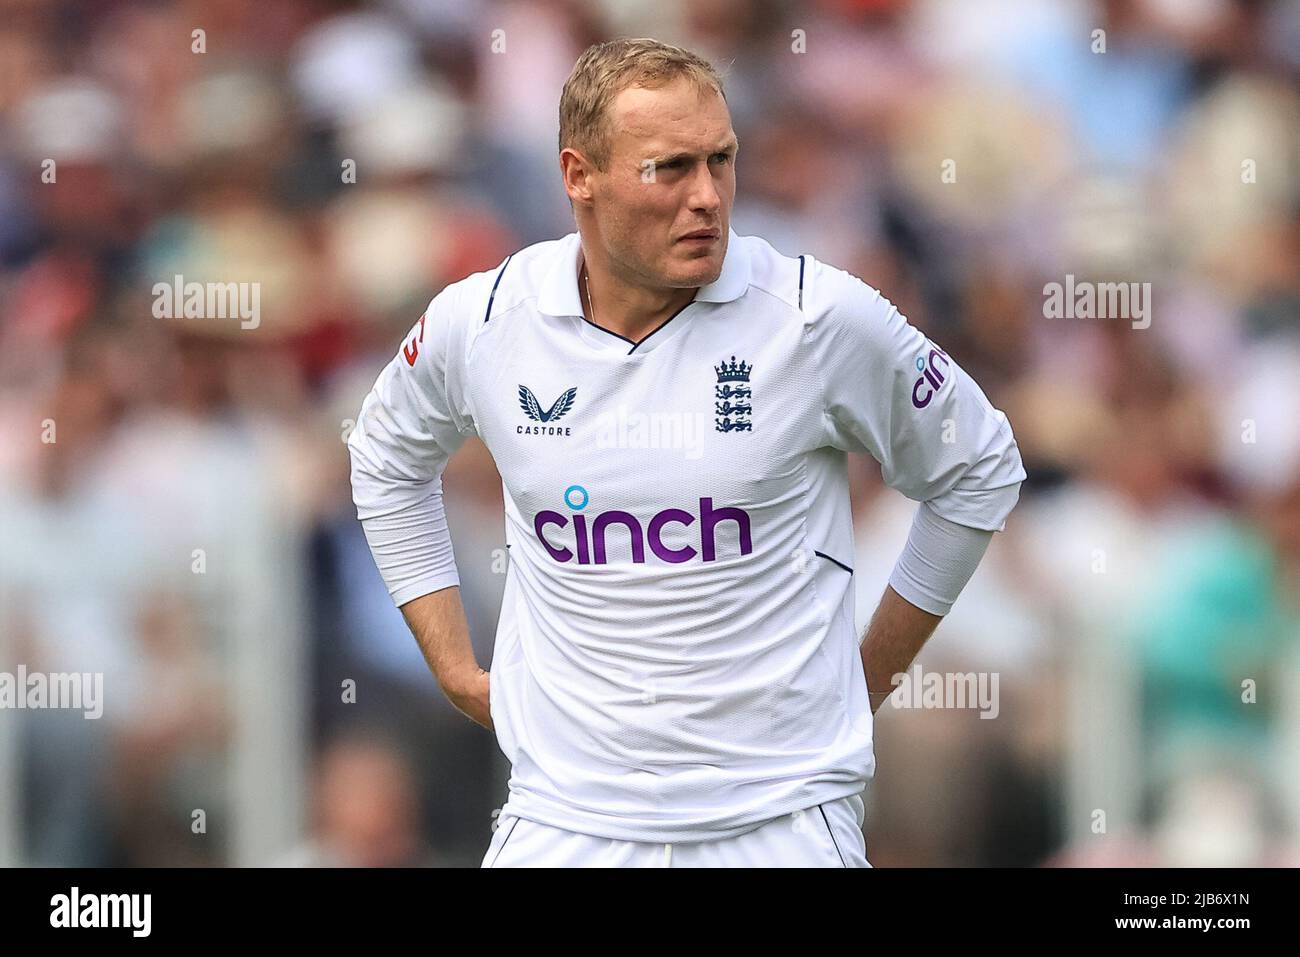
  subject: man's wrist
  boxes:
[440,664,486,700]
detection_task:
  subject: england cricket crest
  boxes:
[714,356,752,432]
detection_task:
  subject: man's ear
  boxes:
[560,147,596,206]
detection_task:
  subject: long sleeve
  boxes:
[347,286,475,605]
[807,259,1025,616]
[887,502,994,615]
[809,260,1026,533]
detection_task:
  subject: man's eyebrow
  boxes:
[648,139,740,165]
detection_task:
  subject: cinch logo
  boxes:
[911,346,951,409]
[534,485,753,564]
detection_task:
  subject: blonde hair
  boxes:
[559,38,726,170]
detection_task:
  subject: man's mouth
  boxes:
[677,229,720,244]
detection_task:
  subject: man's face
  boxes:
[577,78,737,289]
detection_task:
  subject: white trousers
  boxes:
[482,792,870,868]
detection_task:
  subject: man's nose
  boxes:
[687,164,721,215]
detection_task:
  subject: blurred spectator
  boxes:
[279,731,437,867]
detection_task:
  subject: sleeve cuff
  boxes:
[358,482,460,608]
[887,502,995,616]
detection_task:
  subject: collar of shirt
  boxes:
[536,228,753,322]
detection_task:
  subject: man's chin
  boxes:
[665,248,725,288]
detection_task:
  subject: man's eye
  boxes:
[711,153,732,165]
[659,159,683,170]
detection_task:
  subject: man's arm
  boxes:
[860,500,997,712]
[805,258,1026,711]
[860,585,941,715]
[348,282,495,728]
[400,587,491,730]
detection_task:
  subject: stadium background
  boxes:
[0,0,1297,867]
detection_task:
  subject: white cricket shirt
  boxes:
[348,229,1025,842]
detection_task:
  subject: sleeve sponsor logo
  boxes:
[911,346,951,409]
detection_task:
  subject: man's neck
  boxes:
[579,255,697,345]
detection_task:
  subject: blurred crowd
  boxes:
[0,0,1297,867]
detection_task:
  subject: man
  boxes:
[348,38,1025,867]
